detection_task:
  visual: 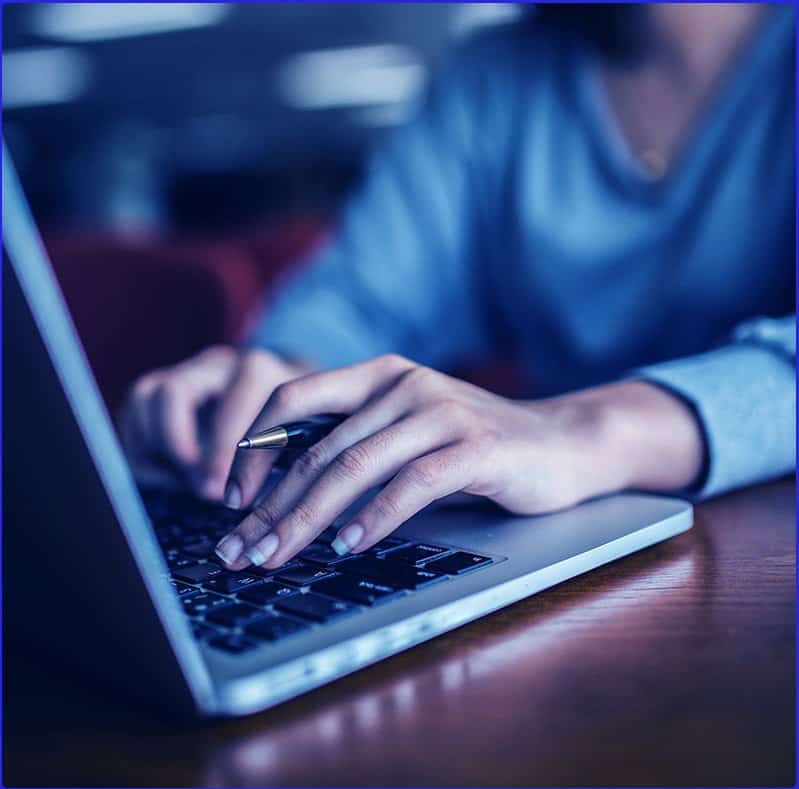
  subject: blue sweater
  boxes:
[250,8,796,499]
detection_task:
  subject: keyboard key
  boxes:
[274,592,356,623]
[276,563,336,587]
[368,536,411,555]
[425,552,493,575]
[248,560,300,578]
[201,506,244,528]
[156,524,183,547]
[342,556,445,590]
[172,562,225,584]
[169,580,200,597]
[206,603,265,628]
[207,526,233,541]
[237,581,298,606]
[389,543,449,565]
[203,573,263,595]
[299,544,357,567]
[178,500,239,525]
[182,539,216,558]
[314,526,342,545]
[314,574,402,606]
[208,634,259,654]
[183,592,230,616]
[165,552,196,570]
[192,622,223,640]
[245,614,310,642]
[178,516,216,533]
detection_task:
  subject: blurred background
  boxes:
[3,2,521,235]
[3,2,524,408]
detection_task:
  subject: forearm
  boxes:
[561,315,797,501]
[579,381,705,494]
[518,381,706,503]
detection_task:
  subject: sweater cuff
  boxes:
[632,343,796,499]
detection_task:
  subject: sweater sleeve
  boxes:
[633,314,796,499]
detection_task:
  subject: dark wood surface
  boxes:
[4,480,795,787]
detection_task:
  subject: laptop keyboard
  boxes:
[144,490,498,655]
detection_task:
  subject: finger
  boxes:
[218,408,458,569]
[154,350,239,496]
[248,380,419,529]
[157,383,203,470]
[118,402,147,476]
[228,354,414,509]
[201,352,288,502]
[119,348,240,490]
[120,416,184,489]
[119,373,163,458]
[119,375,191,488]
[333,443,474,554]
[149,377,218,490]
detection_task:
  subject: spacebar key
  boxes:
[274,593,356,622]
[343,556,444,590]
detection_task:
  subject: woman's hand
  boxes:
[214,354,704,570]
[119,346,308,500]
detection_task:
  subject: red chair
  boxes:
[44,219,327,415]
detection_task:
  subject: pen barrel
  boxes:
[285,414,348,447]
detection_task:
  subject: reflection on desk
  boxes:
[4,479,794,787]
[205,545,699,784]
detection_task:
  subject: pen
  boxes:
[237,413,348,450]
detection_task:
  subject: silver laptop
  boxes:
[2,142,692,718]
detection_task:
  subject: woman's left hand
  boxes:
[214,354,703,570]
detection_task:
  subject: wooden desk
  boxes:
[4,480,794,787]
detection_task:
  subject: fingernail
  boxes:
[245,533,279,566]
[215,533,244,565]
[224,480,242,509]
[331,523,364,556]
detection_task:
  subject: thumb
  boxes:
[199,352,292,502]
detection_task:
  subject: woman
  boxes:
[121,3,795,571]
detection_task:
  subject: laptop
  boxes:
[2,142,692,717]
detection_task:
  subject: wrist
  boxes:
[517,386,638,499]
[590,380,706,493]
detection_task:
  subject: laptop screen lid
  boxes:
[2,141,217,715]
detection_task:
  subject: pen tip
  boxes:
[237,439,250,449]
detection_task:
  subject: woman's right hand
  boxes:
[119,346,308,501]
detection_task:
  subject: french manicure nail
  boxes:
[331,523,364,556]
[245,533,279,566]
[214,533,244,565]
[224,480,242,509]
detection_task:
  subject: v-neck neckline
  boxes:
[578,4,794,198]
